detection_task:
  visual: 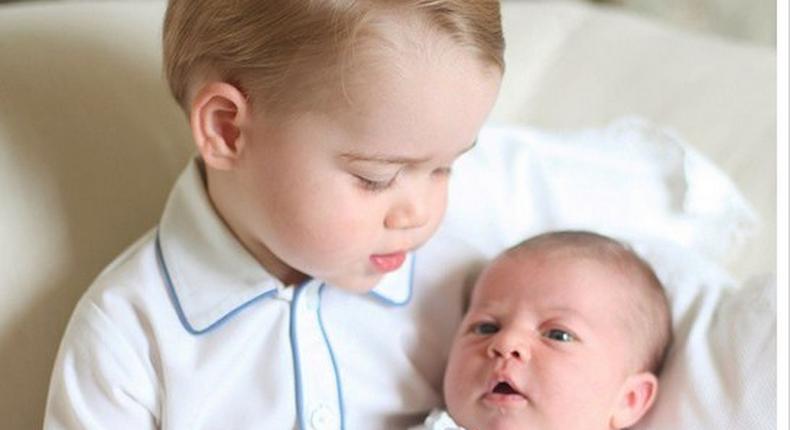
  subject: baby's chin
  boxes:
[451,406,534,430]
[457,416,530,430]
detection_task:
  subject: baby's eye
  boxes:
[472,322,499,336]
[355,174,396,192]
[543,329,575,343]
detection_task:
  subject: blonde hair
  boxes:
[506,231,673,375]
[163,0,504,115]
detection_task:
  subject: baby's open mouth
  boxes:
[492,381,519,395]
[484,379,529,408]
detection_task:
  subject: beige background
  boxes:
[596,0,777,46]
[0,0,777,45]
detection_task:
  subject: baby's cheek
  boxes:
[443,349,472,404]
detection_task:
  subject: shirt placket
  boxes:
[290,280,343,430]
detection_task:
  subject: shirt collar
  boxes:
[157,159,413,334]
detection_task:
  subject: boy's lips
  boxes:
[369,251,406,272]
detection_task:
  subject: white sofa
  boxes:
[0,1,776,428]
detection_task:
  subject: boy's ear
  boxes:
[189,82,250,170]
[610,372,659,429]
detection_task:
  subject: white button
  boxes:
[310,405,338,430]
[275,284,293,302]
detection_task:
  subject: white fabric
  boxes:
[410,409,463,430]
[633,242,777,429]
[444,119,758,264]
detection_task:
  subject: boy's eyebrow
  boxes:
[339,139,477,165]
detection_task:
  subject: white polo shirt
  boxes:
[44,159,482,430]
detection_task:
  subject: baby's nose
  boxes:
[488,332,530,361]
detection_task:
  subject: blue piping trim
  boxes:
[155,231,277,335]
[289,280,309,430]
[317,284,345,429]
[368,253,416,307]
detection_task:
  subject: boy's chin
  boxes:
[325,272,383,294]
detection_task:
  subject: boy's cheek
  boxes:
[286,214,370,254]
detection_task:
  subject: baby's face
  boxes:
[230,38,501,291]
[444,252,639,430]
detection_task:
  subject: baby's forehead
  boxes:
[483,250,630,288]
[470,252,639,314]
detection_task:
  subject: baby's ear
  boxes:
[189,81,250,170]
[609,372,658,429]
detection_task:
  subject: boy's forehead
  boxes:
[328,11,501,103]
[339,39,499,109]
[314,53,500,158]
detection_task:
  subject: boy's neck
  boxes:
[201,161,306,287]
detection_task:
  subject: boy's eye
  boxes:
[354,174,397,192]
[543,329,575,343]
[472,322,500,336]
[432,166,452,178]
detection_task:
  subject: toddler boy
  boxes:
[44,1,503,428]
[418,230,672,430]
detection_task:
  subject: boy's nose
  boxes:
[384,194,431,230]
[487,331,530,361]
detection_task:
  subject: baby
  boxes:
[45,1,502,428]
[418,230,672,430]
